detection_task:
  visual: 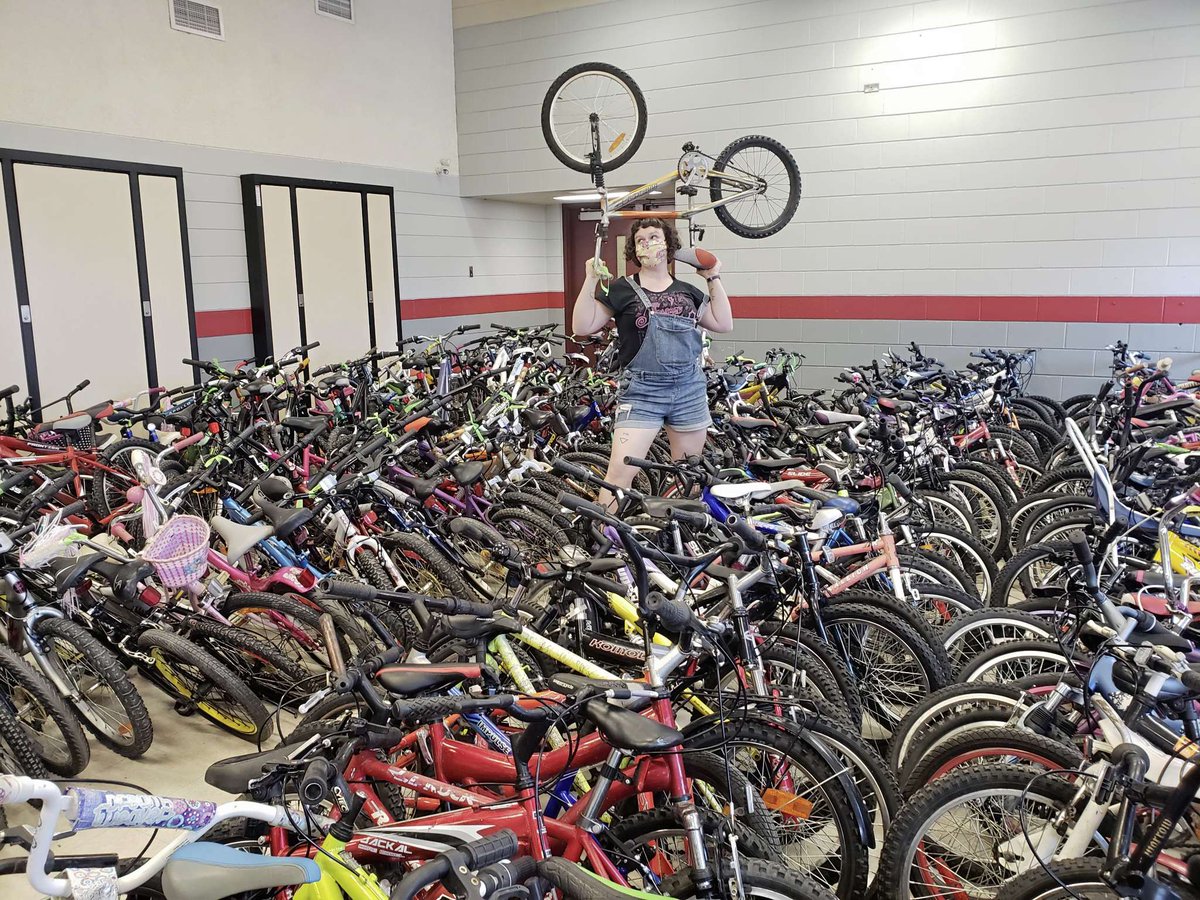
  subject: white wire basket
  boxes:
[18,524,82,569]
[141,515,211,588]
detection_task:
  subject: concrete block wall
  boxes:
[454,0,1200,396]
[0,121,565,367]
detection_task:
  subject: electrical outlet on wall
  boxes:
[436,158,452,175]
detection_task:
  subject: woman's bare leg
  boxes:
[597,425,660,509]
[666,425,708,461]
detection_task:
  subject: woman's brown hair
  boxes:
[624,217,681,267]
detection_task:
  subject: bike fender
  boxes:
[802,730,873,848]
[262,567,316,593]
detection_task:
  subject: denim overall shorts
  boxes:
[614,276,711,432]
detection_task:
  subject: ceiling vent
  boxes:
[169,0,224,39]
[316,0,353,22]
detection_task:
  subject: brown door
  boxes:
[561,202,675,354]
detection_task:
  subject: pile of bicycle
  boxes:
[1,327,1199,900]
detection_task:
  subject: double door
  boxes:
[0,150,197,411]
[242,176,400,366]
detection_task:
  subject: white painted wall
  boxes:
[1,0,459,174]
[454,0,1200,300]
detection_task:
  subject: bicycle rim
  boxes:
[548,71,641,170]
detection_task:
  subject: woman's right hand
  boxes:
[585,257,599,282]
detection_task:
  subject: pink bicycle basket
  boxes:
[142,515,211,588]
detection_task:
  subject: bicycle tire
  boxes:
[681,717,868,898]
[902,522,998,599]
[900,725,1082,798]
[940,607,1057,674]
[822,601,951,742]
[660,856,837,900]
[888,683,1024,774]
[711,135,801,239]
[912,489,977,537]
[0,642,90,776]
[220,591,355,674]
[989,541,1076,606]
[381,530,479,601]
[541,62,647,174]
[1023,395,1069,423]
[184,618,315,710]
[0,703,50,779]
[958,639,1072,684]
[762,623,866,729]
[895,549,979,602]
[939,468,1011,558]
[992,858,1139,899]
[32,616,153,759]
[875,763,1087,900]
[488,506,570,566]
[136,628,272,741]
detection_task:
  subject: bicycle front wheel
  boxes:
[711,134,801,239]
[541,62,647,174]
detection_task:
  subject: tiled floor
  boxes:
[2,677,296,900]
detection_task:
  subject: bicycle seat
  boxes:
[258,476,293,502]
[584,699,683,752]
[161,842,319,900]
[376,663,482,696]
[1136,397,1195,418]
[48,553,110,594]
[746,456,809,472]
[210,516,274,562]
[520,408,555,430]
[562,404,590,425]
[204,744,303,794]
[450,460,485,486]
[637,497,707,520]
[710,481,796,503]
[388,470,439,500]
[253,496,312,540]
[728,416,779,432]
[281,416,326,433]
[878,397,914,413]
[32,413,93,435]
[794,423,851,441]
[814,409,864,426]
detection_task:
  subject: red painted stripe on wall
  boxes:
[195,292,1200,339]
[400,290,561,320]
[729,295,1200,324]
[195,308,254,338]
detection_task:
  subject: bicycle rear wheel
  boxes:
[711,135,801,239]
[541,62,647,174]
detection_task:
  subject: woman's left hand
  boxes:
[697,258,722,280]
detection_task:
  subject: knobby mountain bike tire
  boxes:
[711,134,802,239]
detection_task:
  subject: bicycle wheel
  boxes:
[899,725,1082,798]
[541,61,647,174]
[993,859,1122,899]
[682,717,869,898]
[888,684,1024,775]
[876,764,1091,900]
[940,607,1057,674]
[959,639,1072,684]
[220,591,354,675]
[0,643,90,776]
[711,135,801,239]
[184,618,314,711]
[136,628,271,741]
[822,602,951,742]
[32,616,153,759]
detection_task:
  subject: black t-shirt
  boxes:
[601,275,706,369]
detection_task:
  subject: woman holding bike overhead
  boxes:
[572,217,732,504]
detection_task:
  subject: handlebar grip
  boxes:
[357,434,390,459]
[643,591,699,632]
[320,578,378,601]
[558,494,612,521]
[668,507,712,531]
[551,458,592,481]
[1068,532,1099,591]
[726,515,767,551]
[459,829,520,870]
[0,385,18,400]
[538,857,637,900]
[460,324,481,332]
[478,856,538,894]
[57,499,88,519]
[182,359,209,369]
[297,342,321,353]
[443,597,498,618]
[394,695,467,724]
[299,757,337,804]
[1181,669,1200,693]
[74,379,91,392]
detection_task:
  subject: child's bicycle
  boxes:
[540,62,802,263]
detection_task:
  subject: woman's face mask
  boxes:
[635,236,667,267]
